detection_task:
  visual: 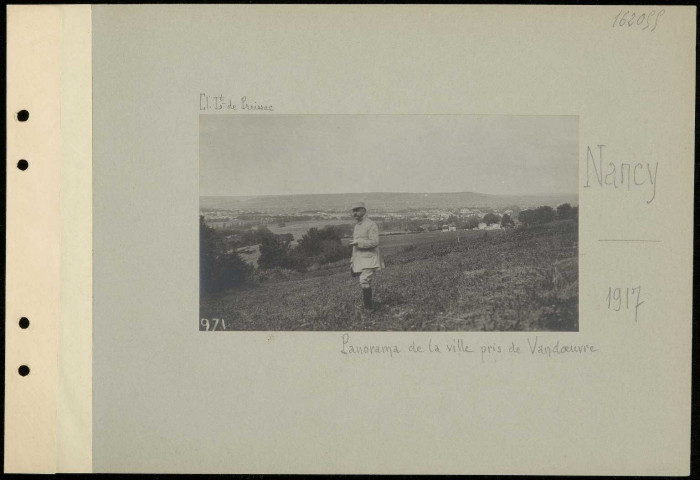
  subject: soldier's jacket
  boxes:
[350,218,385,273]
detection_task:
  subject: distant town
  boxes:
[201,205,526,234]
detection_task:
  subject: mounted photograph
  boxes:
[199,114,578,331]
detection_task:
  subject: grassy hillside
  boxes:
[200,220,578,331]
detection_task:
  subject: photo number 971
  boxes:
[605,286,644,322]
[201,318,227,331]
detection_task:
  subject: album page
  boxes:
[5,4,695,474]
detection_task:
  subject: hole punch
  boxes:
[19,317,30,329]
[18,365,30,377]
[17,110,29,122]
[17,159,29,171]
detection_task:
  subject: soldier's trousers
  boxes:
[359,268,376,289]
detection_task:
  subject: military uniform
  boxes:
[350,202,384,308]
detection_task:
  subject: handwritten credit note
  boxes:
[199,93,274,111]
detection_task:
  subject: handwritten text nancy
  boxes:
[584,145,658,204]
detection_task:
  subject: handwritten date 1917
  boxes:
[612,9,664,31]
[606,286,644,323]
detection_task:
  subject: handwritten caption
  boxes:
[612,9,664,31]
[606,285,644,322]
[584,145,658,204]
[340,333,598,362]
[199,93,273,112]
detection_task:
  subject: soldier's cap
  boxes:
[351,201,366,211]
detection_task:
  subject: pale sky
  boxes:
[200,114,577,197]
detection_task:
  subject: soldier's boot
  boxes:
[362,287,373,309]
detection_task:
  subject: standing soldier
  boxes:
[349,202,385,309]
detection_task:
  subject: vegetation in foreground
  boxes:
[200,219,578,332]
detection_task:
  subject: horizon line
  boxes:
[200,190,579,198]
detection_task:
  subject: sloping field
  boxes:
[377,229,504,256]
[200,220,578,331]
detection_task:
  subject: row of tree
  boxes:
[258,225,350,272]
[201,217,353,294]
[200,216,254,294]
[518,203,578,226]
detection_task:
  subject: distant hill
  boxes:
[200,191,578,213]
